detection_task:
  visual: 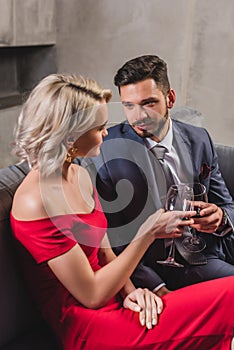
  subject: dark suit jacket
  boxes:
[87,119,234,290]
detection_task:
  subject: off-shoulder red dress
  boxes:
[10,189,234,349]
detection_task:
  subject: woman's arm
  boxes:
[99,235,164,329]
[48,224,155,309]
[48,209,195,309]
[98,234,135,298]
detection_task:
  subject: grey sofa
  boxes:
[0,162,59,350]
[0,143,234,349]
[215,144,234,199]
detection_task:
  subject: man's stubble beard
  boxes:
[135,107,169,140]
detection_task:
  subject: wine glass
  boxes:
[182,183,207,252]
[157,184,194,267]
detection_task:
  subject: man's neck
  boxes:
[150,117,170,143]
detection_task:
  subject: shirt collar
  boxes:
[144,118,173,152]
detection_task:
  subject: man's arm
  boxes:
[191,128,234,235]
[112,243,167,293]
[130,260,170,296]
[176,120,234,234]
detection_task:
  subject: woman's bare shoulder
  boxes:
[12,171,47,220]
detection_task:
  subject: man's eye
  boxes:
[123,103,135,110]
[144,101,156,108]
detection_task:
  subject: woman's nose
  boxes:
[103,128,108,137]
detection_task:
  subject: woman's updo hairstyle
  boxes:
[14,74,112,177]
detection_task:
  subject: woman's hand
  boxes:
[137,208,196,240]
[123,288,163,329]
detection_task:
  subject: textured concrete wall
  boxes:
[56,0,190,104]
[56,0,234,146]
[0,0,13,45]
[186,0,234,146]
[0,0,56,167]
[0,0,56,46]
[0,106,21,167]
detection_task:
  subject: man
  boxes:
[89,55,234,295]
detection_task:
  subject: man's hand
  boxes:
[155,285,171,297]
[190,201,223,233]
[123,288,163,329]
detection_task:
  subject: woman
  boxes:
[11,74,234,349]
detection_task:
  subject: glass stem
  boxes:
[168,239,175,260]
[191,229,199,244]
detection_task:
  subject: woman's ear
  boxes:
[64,133,76,149]
[166,89,176,109]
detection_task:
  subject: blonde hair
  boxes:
[14,74,112,177]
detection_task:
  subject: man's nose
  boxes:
[134,105,148,120]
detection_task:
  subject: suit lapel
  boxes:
[172,121,195,183]
[122,123,165,209]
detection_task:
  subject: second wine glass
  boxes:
[182,183,207,252]
[157,184,194,267]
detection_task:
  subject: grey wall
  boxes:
[0,0,56,167]
[56,0,234,146]
[1,0,234,167]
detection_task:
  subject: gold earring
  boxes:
[65,147,78,163]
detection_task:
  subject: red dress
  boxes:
[11,189,234,350]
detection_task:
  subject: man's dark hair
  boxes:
[114,55,170,95]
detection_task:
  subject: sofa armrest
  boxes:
[0,162,59,349]
[215,143,234,200]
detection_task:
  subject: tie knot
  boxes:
[151,146,167,160]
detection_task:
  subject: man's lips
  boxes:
[132,120,154,130]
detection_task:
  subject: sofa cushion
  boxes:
[0,163,29,220]
[0,162,58,349]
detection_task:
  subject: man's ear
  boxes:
[166,89,176,109]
